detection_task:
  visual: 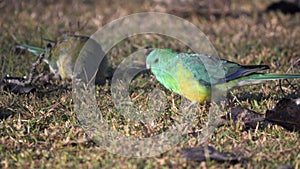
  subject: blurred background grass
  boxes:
[0,0,300,168]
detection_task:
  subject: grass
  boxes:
[0,0,300,168]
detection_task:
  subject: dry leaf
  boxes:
[181,145,241,163]
[266,98,300,132]
[221,106,265,129]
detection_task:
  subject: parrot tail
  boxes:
[15,44,45,56]
[237,73,300,86]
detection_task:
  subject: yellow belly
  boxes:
[174,62,211,102]
[58,53,73,79]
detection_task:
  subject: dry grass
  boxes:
[0,0,300,168]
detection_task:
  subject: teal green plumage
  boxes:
[16,44,44,56]
[146,48,300,102]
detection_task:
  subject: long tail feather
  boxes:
[247,73,300,80]
[15,44,45,56]
[225,65,270,81]
[237,73,300,86]
[216,73,300,91]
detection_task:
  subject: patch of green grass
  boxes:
[0,0,300,168]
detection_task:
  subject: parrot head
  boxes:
[42,42,60,75]
[146,48,177,70]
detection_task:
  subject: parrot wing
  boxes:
[179,53,226,85]
[221,60,270,82]
[180,53,270,85]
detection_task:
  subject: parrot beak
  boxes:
[144,45,153,70]
[146,63,150,69]
[144,45,153,56]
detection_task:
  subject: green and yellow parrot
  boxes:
[16,35,109,85]
[146,48,300,102]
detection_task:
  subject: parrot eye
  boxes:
[47,43,52,48]
[154,58,159,63]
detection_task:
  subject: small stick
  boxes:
[24,53,45,84]
[1,75,26,86]
[287,58,300,73]
[1,53,45,87]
